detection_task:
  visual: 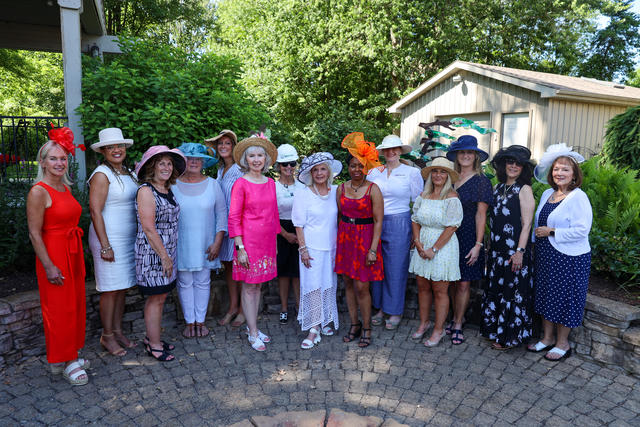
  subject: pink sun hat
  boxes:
[135,145,187,177]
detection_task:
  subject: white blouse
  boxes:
[368,164,423,215]
[275,180,304,220]
[291,185,338,251]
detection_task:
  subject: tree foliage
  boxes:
[104,0,216,52]
[602,105,640,171]
[213,0,638,147]
[0,50,65,116]
[77,38,270,163]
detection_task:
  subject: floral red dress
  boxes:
[335,183,384,282]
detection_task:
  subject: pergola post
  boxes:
[58,0,86,182]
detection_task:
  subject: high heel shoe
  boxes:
[343,322,362,343]
[145,343,175,361]
[424,330,446,347]
[301,327,321,349]
[411,322,431,340]
[358,328,372,348]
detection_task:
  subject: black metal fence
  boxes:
[0,115,68,182]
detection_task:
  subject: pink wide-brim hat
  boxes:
[135,145,187,177]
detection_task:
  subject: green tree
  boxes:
[602,105,640,171]
[77,38,270,162]
[577,0,640,82]
[627,67,640,87]
[104,0,216,52]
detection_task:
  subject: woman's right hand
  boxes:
[285,232,298,245]
[237,249,249,269]
[100,247,115,262]
[45,264,64,285]
[300,249,313,269]
[416,244,428,260]
[161,256,173,278]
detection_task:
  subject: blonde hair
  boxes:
[423,173,453,200]
[36,141,72,186]
[453,151,483,175]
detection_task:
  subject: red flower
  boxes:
[48,123,77,155]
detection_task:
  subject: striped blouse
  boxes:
[217,163,243,262]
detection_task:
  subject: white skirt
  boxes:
[297,247,339,331]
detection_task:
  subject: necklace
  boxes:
[502,183,515,198]
[350,180,365,192]
[313,184,329,200]
[550,191,568,203]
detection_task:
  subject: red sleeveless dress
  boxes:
[34,182,86,363]
[335,183,384,282]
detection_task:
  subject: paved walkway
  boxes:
[1,314,639,426]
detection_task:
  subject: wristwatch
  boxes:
[516,247,525,253]
[549,230,555,237]
[236,244,245,250]
[431,246,439,253]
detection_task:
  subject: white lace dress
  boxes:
[409,196,463,281]
[291,185,339,331]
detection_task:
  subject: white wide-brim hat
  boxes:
[375,134,413,154]
[534,143,584,183]
[297,152,343,185]
[91,128,134,152]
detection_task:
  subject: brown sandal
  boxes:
[195,322,210,337]
[100,333,126,356]
[182,323,195,338]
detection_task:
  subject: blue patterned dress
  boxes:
[534,201,591,328]
[455,174,493,281]
[135,183,180,295]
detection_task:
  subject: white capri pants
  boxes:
[177,269,211,323]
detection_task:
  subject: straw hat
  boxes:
[91,128,133,152]
[135,145,186,177]
[232,136,278,167]
[375,134,413,154]
[420,157,459,182]
[204,129,238,157]
[297,152,343,185]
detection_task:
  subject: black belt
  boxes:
[341,215,374,225]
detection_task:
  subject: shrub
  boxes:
[77,38,271,163]
[602,105,640,172]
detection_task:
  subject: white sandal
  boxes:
[321,325,335,336]
[248,334,266,352]
[50,358,90,374]
[245,326,271,343]
[63,361,88,386]
[301,327,321,349]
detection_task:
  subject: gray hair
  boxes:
[307,162,334,188]
[423,172,453,200]
[238,145,272,173]
[36,140,73,186]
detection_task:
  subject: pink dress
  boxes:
[228,177,280,283]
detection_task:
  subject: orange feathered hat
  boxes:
[341,132,382,173]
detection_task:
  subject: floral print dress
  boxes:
[481,183,534,347]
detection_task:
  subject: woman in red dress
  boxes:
[335,133,384,347]
[27,126,88,385]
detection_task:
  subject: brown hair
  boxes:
[453,151,483,176]
[547,156,583,190]
[139,154,180,189]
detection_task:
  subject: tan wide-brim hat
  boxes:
[232,137,278,167]
[91,128,133,152]
[421,156,459,182]
[204,129,238,157]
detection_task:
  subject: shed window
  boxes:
[502,113,529,148]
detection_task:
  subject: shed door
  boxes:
[437,113,492,154]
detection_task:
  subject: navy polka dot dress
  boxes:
[534,201,591,328]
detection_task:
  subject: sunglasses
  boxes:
[279,161,297,167]
[105,144,126,151]
[505,158,523,166]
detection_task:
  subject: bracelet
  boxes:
[368,249,376,255]
[298,246,307,252]
[475,241,484,247]
[100,246,112,254]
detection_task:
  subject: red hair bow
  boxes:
[48,123,86,156]
[341,132,382,173]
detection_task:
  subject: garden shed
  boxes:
[388,61,640,160]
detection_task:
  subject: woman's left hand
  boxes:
[366,250,377,266]
[237,249,249,268]
[535,226,553,238]
[206,243,222,261]
[508,251,524,272]
[465,244,481,266]
[284,232,298,245]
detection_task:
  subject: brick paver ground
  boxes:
[1,314,639,426]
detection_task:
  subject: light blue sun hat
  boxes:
[178,142,218,169]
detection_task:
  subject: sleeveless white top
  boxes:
[88,164,138,291]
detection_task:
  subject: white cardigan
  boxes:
[533,188,592,256]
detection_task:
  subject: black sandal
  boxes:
[144,336,175,351]
[358,328,372,348]
[451,329,465,345]
[145,343,175,362]
[343,322,362,343]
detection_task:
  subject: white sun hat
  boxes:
[375,134,413,154]
[276,144,299,163]
[534,143,585,183]
[90,128,134,152]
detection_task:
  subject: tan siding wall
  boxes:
[399,71,628,161]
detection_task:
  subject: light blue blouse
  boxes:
[173,177,227,271]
